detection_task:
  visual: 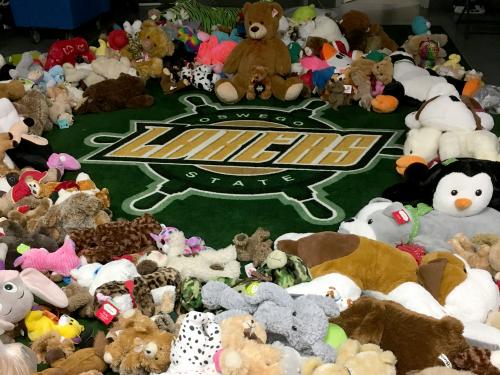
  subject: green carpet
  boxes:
[45,25,499,249]
[30,24,499,374]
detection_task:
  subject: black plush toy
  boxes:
[382,158,500,215]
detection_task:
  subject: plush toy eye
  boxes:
[475,189,482,196]
[292,311,296,317]
[368,219,373,224]
[409,150,413,154]
[451,190,458,196]
[3,282,17,293]
[291,326,297,331]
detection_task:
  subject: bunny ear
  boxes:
[0,270,20,283]
[20,268,68,308]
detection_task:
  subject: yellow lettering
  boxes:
[149,129,220,159]
[276,133,341,165]
[109,127,170,157]
[320,134,379,166]
[232,132,301,163]
[187,130,258,161]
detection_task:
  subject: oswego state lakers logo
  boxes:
[83,95,402,224]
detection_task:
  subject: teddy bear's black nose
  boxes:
[250,26,259,33]
[344,218,355,222]
[23,118,35,127]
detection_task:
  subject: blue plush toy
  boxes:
[39,65,64,92]
[412,16,431,35]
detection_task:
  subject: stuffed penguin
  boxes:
[383,158,500,217]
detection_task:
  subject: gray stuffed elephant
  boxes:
[201,281,339,362]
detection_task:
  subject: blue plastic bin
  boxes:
[10,0,110,30]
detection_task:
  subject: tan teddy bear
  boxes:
[233,227,273,267]
[215,2,303,104]
[246,65,272,100]
[121,20,175,80]
[302,339,397,375]
[217,314,283,375]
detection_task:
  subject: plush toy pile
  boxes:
[1,1,500,375]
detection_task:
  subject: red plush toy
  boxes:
[44,37,95,70]
[108,29,129,51]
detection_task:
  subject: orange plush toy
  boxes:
[215,2,303,104]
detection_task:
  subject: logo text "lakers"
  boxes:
[107,124,381,170]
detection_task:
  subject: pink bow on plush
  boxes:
[13,237,80,277]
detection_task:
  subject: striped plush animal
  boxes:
[165,0,241,32]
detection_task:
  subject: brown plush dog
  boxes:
[76,73,154,114]
[331,297,469,375]
[246,65,272,100]
[215,2,303,104]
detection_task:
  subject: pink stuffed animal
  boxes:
[195,33,238,74]
[13,237,80,277]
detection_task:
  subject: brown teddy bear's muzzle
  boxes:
[248,23,267,39]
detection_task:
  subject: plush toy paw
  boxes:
[216,81,239,104]
[395,155,427,175]
[371,95,399,113]
[284,82,304,101]
[462,78,481,97]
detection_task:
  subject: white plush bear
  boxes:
[404,127,500,162]
[91,56,137,80]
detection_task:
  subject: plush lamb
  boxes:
[155,229,240,281]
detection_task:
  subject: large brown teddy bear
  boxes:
[215,2,303,104]
[121,20,174,80]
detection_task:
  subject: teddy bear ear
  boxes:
[270,3,284,18]
[243,2,252,13]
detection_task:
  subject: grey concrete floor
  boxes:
[0,1,498,84]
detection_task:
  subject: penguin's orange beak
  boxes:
[396,155,427,175]
[455,198,472,210]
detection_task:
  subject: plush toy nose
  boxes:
[250,25,259,33]
[142,39,153,51]
[23,118,35,127]
[455,198,472,210]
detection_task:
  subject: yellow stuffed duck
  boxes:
[25,309,84,341]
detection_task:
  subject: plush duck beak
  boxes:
[455,198,472,210]
[396,155,427,175]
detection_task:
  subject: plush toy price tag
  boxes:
[244,263,256,278]
[438,353,452,368]
[343,85,352,94]
[95,302,119,325]
[392,209,410,225]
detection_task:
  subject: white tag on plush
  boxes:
[272,8,279,18]
[245,263,256,278]
[438,354,452,368]
[344,85,352,94]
